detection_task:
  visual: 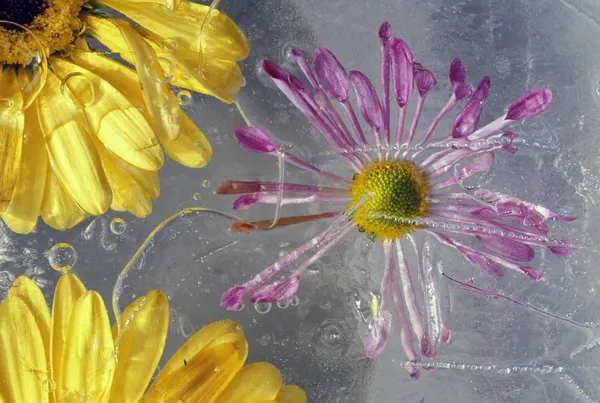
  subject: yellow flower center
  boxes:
[348,158,430,241]
[0,0,84,65]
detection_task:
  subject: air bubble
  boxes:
[276,300,290,309]
[161,38,178,53]
[145,57,175,83]
[290,296,300,306]
[101,347,114,361]
[60,73,95,107]
[41,378,56,392]
[0,98,14,112]
[193,192,201,201]
[234,302,245,312]
[48,243,77,272]
[254,300,272,314]
[202,180,211,188]
[177,90,193,107]
[152,94,169,109]
[110,218,127,235]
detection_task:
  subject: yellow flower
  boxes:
[0,0,250,234]
[0,274,307,403]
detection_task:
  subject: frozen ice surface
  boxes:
[3,0,600,401]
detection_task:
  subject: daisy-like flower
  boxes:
[0,0,249,234]
[218,22,574,378]
[0,274,306,403]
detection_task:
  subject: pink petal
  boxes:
[350,70,384,132]
[364,311,392,358]
[314,48,349,102]
[476,235,535,262]
[234,126,277,153]
[221,286,246,310]
[249,276,301,303]
[413,63,436,96]
[390,37,414,107]
[506,88,552,120]
[232,194,259,210]
[449,58,472,101]
[452,76,491,138]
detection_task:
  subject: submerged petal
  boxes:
[1,103,46,234]
[109,291,169,403]
[390,37,414,107]
[413,63,436,96]
[452,77,491,138]
[60,291,115,402]
[314,48,349,102]
[214,362,282,403]
[364,311,392,358]
[234,127,277,153]
[476,235,535,262]
[0,297,48,403]
[40,168,89,231]
[350,70,384,132]
[506,88,552,120]
[248,276,301,303]
[276,385,308,403]
[449,58,472,101]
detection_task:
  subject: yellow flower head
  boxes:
[0,0,251,234]
[0,274,306,403]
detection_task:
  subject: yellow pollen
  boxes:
[0,0,84,65]
[347,158,430,241]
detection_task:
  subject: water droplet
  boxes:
[0,98,14,112]
[60,73,95,107]
[254,300,272,314]
[101,347,114,361]
[276,300,290,309]
[177,90,193,107]
[202,179,211,188]
[161,38,178,53]
[0,271,14,289]
[192,192,201,201]
[42,378,56,392]
[110,218,127,235]
[290,296,300,306]
[145,56,175,83]
[168,113,180,125]
[48,243,77,272]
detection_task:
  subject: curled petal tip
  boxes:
[364,311,392,358]
[221,286,246,310]
[506,88,552,121]
[441,326,452,343]
[409,369,421,380]
[262,59,288,81]
[234,126,277,153]
[314,47,349,102]
[290,47,304,58]
[414,63,437,96]
[449,58,471,100]
[379,21,392,39]
[249,276,301,303]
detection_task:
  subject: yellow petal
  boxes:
[85,15,235,102]
[70,49,212,167]
[0,68,24,214]
[111,19,182,141]
[8,276,51,363]
[50,274,86,403]
[41,168,88,231]
[142,341,246,403]
[92,136,155,217]
[1,103,47,234]
[0,297,48,403]
[97,0,250,61]
[51,57,164,171]
[214,362,282,403]
[275,385,307,403]
[156,320,245,384]
[60,291,115,403]
[37,71,110,215]
[109,291,169,403]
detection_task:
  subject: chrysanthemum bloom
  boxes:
[218,22,574,378]
[0,274,306,402]
[0,0,250,234]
